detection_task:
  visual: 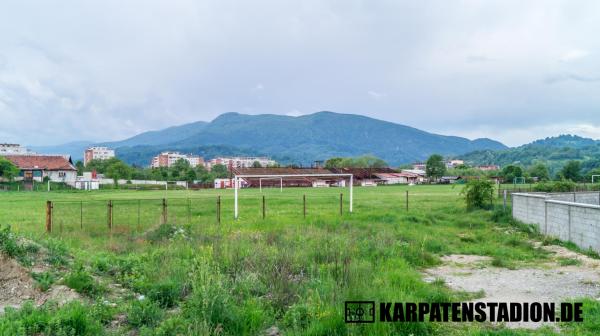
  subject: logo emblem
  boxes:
[345,301,375,323]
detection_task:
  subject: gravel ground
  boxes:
[0,253,80,314]
[423,245,600,329]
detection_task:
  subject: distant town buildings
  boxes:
[209,157,276,170]
[151,152,203,168]
[0,144,33,155]
[413,160,464,170]
[447,159,464,168]
[84,147,115,166]
[413,159,499,171]
[476,165,500,171]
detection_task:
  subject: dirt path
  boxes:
[423,245,600,329]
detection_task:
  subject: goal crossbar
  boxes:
[259,177,283,192]
[233,173,353,219]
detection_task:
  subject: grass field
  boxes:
[1,185,599,335]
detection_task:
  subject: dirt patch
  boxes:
[0,254,40,312]
[0,253,81,314]
[423,246,600,329]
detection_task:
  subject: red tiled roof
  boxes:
[2,155,76,171]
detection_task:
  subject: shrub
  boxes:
[0,224,24,258]
[533,180,577,192]
[45,238,69,266]
[146,281,182,308]
[127,299,163,328]
[0,301,51,335]
[460,179,494,210]
[32,271,56,292]
[47,301,103,336]
[63,264,105,296]
[283,303,311,330]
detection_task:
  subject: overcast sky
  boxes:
[1,1,599,147]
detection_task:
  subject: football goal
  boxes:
[233,173,354,219]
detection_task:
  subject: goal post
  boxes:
[592,175,600,184]
[233,173,353,219]
[513,177,526,185]
[259,177,283,192]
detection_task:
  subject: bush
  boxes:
[0,224,37,266]
[47,301,103,335]
[533,180,577,192]
[146,281,182,308]
[0,224,25,259]
[0,301,51,335]
[44,239,69,266]
[32,271,56,292]
[0,301,102,336]
[128,299,163,328]
[460,179,494,210]
[63,264,105,296]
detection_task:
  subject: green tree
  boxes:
[528,163,550,181]
[0,158,19,181]
[210,164,228,179]
[106,161,133,184]
[356,155,388,168]
[560,160,582,182]
[461,179,494,210]
[324,157,344,168]
[586,168,600,183]
[425,154,446,181]
[501,165,524,183]
[251,161,262,168]
[184,169,197,183]
[171,158,190,172]
[75,160,84,175]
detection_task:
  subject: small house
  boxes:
[2,155,77,184]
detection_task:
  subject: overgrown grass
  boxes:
[0,186,599,335]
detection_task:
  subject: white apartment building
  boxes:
[84,147,115,166]
[151,152,203,168]
[209,156,276,170]
[0,144,32,155]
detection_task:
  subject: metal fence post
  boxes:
[303,194,306,218]
[262,195,266,219]
[107,200,113,231]
[46,201,52,233]
[162,198,167,224]
[217,196,221,224]
[503,190,507,212]
[340,193,343,215]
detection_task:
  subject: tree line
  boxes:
[77,158,230,184]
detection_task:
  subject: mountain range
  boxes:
[459,134,600,174]
[29,111,507,166]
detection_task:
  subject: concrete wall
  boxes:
[512,192,600,253]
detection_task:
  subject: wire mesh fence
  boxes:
[46,193,355,236]
[32,186,477,238]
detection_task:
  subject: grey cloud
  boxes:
[544,73,600,84]
[1,0,600,147]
